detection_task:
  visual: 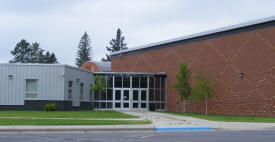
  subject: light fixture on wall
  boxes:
[239,72,244,78]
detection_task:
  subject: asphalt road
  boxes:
[0,130,275,142]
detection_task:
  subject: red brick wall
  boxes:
[111,26,275,116]
[80,62,101,72]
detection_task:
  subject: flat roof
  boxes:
[94,72,166,76]
[111,15,275,57]
[0,63,94,74]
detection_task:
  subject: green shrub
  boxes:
[44,103,57,111]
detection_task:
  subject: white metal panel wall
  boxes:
[64,66,94,106]
[0,64,65,105]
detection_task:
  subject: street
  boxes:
[0,130,275,142]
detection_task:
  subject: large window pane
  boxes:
[156,103,161,109]
[123,76,130,88]
[149,77,154,89]
[68,81,73,100]
[100,91,106,100]
[107,89,113,100]
[26,79,37,99]
[161,77,165,90]
[107,102,113,109]
[115,76,122,88]
[107,76,113,88]
[141,90,147,101]
[141,103,146,108]
[149,89,154,101]
[161,89,165,101]
[133,90,139,101]
[100,102,106,109]
[161,103,166,110]
[123,90,129,100]
[155,77,160,89]
[95,102,99,109]
[155,89,161,101]
[132,77,139,88]
[94,91,99,100]
[140,77,147,88]
[115,90,121,100]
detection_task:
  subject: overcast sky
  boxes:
[1,0,275,66]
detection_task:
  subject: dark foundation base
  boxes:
[0,100,93,111]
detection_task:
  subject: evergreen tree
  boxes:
[10,39,31,63]
[44,51,58,64]
[10,39,58,64]
[101,28,127,62]
[75,32,93,67]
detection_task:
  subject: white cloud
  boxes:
[0,0,275,66]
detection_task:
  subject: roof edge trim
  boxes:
[111,15,275,56]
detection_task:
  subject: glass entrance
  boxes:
[114,89,131,109]
[132,89,148,109]
[123,90,130,109]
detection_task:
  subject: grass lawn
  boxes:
[0,118,151,125]
[163,112,275,123]
[0,110,138,119]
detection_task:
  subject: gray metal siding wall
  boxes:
[64,66,93,106]
[0,64,65,105]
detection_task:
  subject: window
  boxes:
[132,77,139,88]
[149,77,154,88]
[107,76,113,88]
[80,83,84,101]
[100,91,106,100]
[94,90,99,100]
[107,89,113,100]
[123,76,130,88]
[149,89,154,101]
[115,76,122,88]
[140,77,147,88]
[155,77,160,89]
[68,81,73,100]
[26,79,38,99]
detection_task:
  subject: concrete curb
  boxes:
[155,126,212,131]
[0,125,219,133]
[0,125,155,133]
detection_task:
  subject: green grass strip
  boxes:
[0,110,138,119]
[163,112,275,123]
[0,118,151,125]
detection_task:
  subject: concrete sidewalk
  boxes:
[121,110,275,131]
[0,117,143,121]
[0,125,155,133]
[1,111,275,132]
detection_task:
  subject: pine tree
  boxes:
[101,28,127,62]
[75,32,93,67]
[10,39,58,64]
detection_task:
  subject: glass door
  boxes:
[140,89,148,109]
[114,89,121,109]
[132,90,139,109]
[131,89,148,110]
[114,89,131,109]
[122,89,130,109]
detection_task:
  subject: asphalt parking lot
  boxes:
[1,130,275,142]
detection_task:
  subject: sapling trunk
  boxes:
[205,95,208,116]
